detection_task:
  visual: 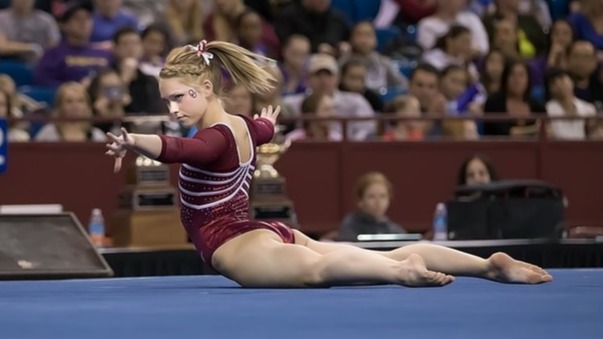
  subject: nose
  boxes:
[168,101,179,116]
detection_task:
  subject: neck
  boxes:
[436,10,456,21]
[498,7,516,18]
[66,36,89,46]
[99,9,117,18]
[12,7,31,17]
[507,92,525,101]
[198,98,227,129]
[558,95,574,105]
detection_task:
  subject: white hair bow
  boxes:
[195,40,214,66]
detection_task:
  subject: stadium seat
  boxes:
[375,26,402,53]
[379,86,407,105]
[330,0,356,23]
[0,60,35,87]
[548,0,570,21]
[18,86,57,107]
[352,0,381,23]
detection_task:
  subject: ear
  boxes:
[200,79,214,98]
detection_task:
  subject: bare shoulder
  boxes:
[225,115,253,143]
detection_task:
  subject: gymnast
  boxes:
[105,40,553,288]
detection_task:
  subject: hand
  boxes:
[317,43,336,56]
[254,105,281,126]
[105,127,134,173]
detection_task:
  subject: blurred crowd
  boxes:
[1,0,602,143]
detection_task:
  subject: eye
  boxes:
[174,94,184,102]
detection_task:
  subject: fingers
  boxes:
[272,105,281,118]
[106,132,123,144]
[253,114,259,120]
[114,157,122,173]
[260,107,267,117]
[121,127,129,142]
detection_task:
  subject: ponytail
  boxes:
[160,40,276,95]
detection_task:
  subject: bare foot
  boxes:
[486,252,553,284]
[398,254,455,287]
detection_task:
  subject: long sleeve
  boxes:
[157,127,229,167]
[252,118,275,146]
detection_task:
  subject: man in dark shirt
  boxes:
[275,0,351,55]
[111,27,163,116]
[567,40,603,110]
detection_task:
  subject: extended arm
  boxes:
[106,127,228,172]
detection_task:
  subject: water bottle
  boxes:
[88,208,105,247]
[433,203,448,241]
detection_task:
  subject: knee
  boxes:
[297,256,328,287]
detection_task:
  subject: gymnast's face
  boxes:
[159,77,212,127]
[358,182,390,220]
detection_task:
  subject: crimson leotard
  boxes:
[156,116,295,269]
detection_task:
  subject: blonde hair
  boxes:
[159,40,276,95]
[354,172,393,201]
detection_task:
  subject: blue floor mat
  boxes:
[0,269,601,339]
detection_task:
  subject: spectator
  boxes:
[545,68,597,140]
[275,0,351,55]
[204,0,280,58]
[34,2,112,87]
[35,82,106,142]
[280,34,311,96]
[338,59,384,112]
[530,19,574,88]
[567,40,603,109]
[422,25,477,77]
[338,172,406,242]
[111,27,163,115]
[139,24,170,78]
[568,0,603,51]
[235,10,272,57]
[407,63,441,113]
[0,0,60,61]
[483,0,547,58]
[159,0,203,46]
[483,59,545,137]
[283,53,376,141]
[417,0,489,57]
[457,155,499,186]
[90,0,138,47]
[380,95,424,141]
[88,68,130,134]
[0,88,30,142]
[339,22,408,92]
[479,48,507,95]
[286,91,341,142]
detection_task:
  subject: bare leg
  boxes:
[295,231,552,284]
[211,230,454,288]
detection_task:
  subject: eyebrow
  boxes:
[161,92,184,100]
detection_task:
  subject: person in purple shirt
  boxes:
[34,2,112,87]
[568,1,603,51]
[90,0,138,45]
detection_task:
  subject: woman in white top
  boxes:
[417,0,489,57]
[545,68,598,140]
[35,82,106,142]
